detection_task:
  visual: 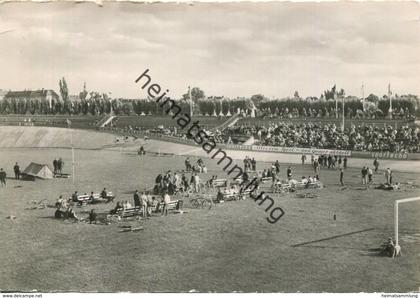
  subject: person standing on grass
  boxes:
[146,191,153,217]
[133,190,140,207]
[161,192,171,216]
[385,168,391,184]
[339,168,344,186]
[57,158,64,174]
[140,192,148,217]
[251,158,256,171]
[301,154,306,165]
[275,160,281,174]
[343,156,348,169]
[389,169,393,184]
[368,167,373,185]
[373,158,380,173]
[313,159,319,174]
[361,166,368,185]
[286,166,292,180]
[13,162,20,180]
[53,158,58,174]
[193,173,201,193]
[0,168,6,187]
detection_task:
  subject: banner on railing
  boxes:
[352,151,409,160]
[137,131,419,160]
[224,144,351,156]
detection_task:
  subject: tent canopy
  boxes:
[22,162,54,179]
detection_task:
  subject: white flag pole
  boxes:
[67,120,75,184]
[388,83,393,120]
[189,86,193,117]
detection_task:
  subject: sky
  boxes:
[0,2,419,99]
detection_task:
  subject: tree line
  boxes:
[0,96,416,118]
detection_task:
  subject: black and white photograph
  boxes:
[0,1,419,295]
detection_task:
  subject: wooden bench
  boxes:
[230,178,243,186]
[155,200,182,213]
[261,177,272,184]
[73,193,115,204]
[296,181,322,190]
[112,207,141,218]
[212,179,228,188]
[222,192,240,201]
[239,188,253,199]
[271,182,292,193]
[73,194,97,204]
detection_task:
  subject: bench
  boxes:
[155,200,183,213]
[112,207,141,218]
[239,188,253,199]
[73,192,115,204]
[296,181,323,190]
[261,177,273,184]
[230,178,243,186]
[221,192,241,201]
[212,179,228,188]
[271,182,292,193]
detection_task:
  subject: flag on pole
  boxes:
[361,84,365,111]
[388,83,393,119]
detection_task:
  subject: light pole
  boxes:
[188,86,193,117]
[67,119,75,184]
[388,83,393,120]
[335,91,338,119]
[341,93,345,131]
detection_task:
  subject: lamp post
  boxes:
[188,86,193,117]
[388,83,393,120]
[341,93,345,131]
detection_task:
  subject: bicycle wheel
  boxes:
[202,199,213,210]
[190,198,200,208]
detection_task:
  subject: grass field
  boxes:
[0,141,420,292]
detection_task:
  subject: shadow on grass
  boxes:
[291,228,375,248]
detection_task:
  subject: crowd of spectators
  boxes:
[258,106,414,120]
[222,122,420,153]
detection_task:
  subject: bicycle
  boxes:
[189,194,214,210]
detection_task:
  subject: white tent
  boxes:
[22,163,54,179]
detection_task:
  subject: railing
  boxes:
[211,113,242,132]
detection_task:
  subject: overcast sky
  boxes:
[0,2,419,99]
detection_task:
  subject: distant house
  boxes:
[0,89,9,101]
[3,89,59,107]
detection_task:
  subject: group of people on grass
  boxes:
[185,157,208,174]
[154,169,202,195]
[52,158,64,175]
[0,162,21,187]
[54,188,111,222]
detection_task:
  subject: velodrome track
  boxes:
[1,126,419,173]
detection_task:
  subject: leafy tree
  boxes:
[366,94,379,103]
[182,87,205,103]
[250,94,268,107]
[59,77,69,102]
